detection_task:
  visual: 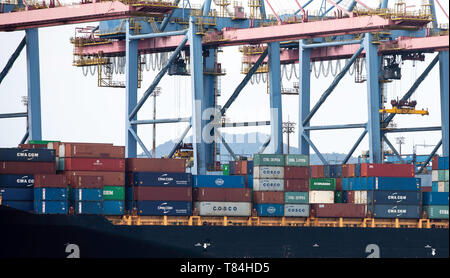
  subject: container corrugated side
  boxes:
[64,158,125,172]
[308,191,334,204]
[253,154,284,166]
[370,204,421,219]
[423,205,449,219]
[368,191,421,205]
[309,178,336,191]
[135,201,192,216]
[193,175,245,188]
[0,161,56,174]
[254,204,284,217]
[34,201,68,214]
[432,170,439,182]
[34,188,67,201]
[253,166,284,179]
[34,174,67,188]
[131,172,192,187]
[103,200,124,215]
[126,158,186,173]
[0,188,33,201]
[284,154,309,167]
[1,200,33,212]
[252,179,284,191]
[194,202,251,216]
[284,204,309,217]
[103,186,125,200]
[422,192,449,205]
[360,163,415,177]
[75,201,103,215]
[0,174,34,188]
[0,148,55,162]
[311,204,367,218]
[284,192,309,204]
[71,188,103,202]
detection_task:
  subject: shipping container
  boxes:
[194,202,251,216]
[232,160,248,175]
[193,175,245,188]
[193,187,252,202]
[103,186,125,200]
[432,155,439,170]
[360,163,415,177]
[284,204,309,217]
[309,191,334,204]
[75,201,103,215]
[309,178,336,191]
[354,191,368,204]
[55,142,113,158]
[103,200,124,215]
[253,166,284,179]
[284,192,309,204]
[247,175,253,188]
[355,164,361,177]
[421,186,433,192]
[126,158,186,173]
[422,192,449,205]
[65,171,123,186]
[247,161,254,175]
[18,144,47,149]
[0,161,56,174]
[310,165,324,178]
[367,191,421,205]
[310,204,367,218]
[417,174,432,187]
[34,188,67,201]
[131,172,192,187]
[370,204,421,219]
[334,191,343,203]
[438,170,446,181]
[335,178,343,191]
[34,201,68,214]
[0,188,33,201]
[29,140,60,145]
[0,174,34,188]
[253,191,284,204]
[133,186,192,201]
[71,188,103,202]
[254,204,284,217]
[284,166,309,179]
[62,143,124,158]
[0,148,55,162]
[222,164,229,176]
[423,205,449,219]
[253,154,284,166]
[284,154,309,167]
[1,200,33,212]
[438,157,448,170]
[366,177,421,191]
[64,158,125,172]
[284,179,309,192]
[34,174,67,188]
[135,201,192,216]
[252,179,284,191]
[432,170,439,182]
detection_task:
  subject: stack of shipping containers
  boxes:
[284,154,310,217]
[252,154,285,217]
[0,147,56,213]
[425,156,450,219]
[309,165,336,216]
[55,143,125,215]
[34,174,68,214]
[126,158,192,216]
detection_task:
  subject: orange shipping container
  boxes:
[65,171,124,186]
[253,191,284,204]
[126,158,186,173]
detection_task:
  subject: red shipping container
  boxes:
[253,191,284,204]
[65,171,124,186]
[134,186,192,201]
[49,142,114,157]
[284,179,309,191]
[346,191,355,204]
[310,204,366,218]
[310,165,324,178]
[233,161,248,175]
[18,144,47,149]
[335,178,343,191]
[284,166,309,179]
[0,161,56,174]
[360,163,415,177]
[63,143,124,158]
[64,158,125,171]
[193,188,252,202]
[432,156,439,170]
[420,187,433,192]
[126,158,186,173]
[69,175,103,188]
[34,174,67,188]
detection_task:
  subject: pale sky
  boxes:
[0,0,448,158]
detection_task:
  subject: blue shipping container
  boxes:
[135,201,192,216]
[103,200,124,215]
[75,201,103,215]
[438,157,447,170]
[355,164,361,177]
[132,172,192,187]
[365,177,421,191]
[0,148,55,162]
[1,201,33,212]
[0,174,34,188]
[193,175,245,188]
[370,204,421,219]
[336,165,342,178]
[229,162,235,175]
[367,191,421,205]
[247,175,253,188]
[247,161,254,175]
[255,204,284,217]
[422,192,449,205]
[324,165,331,178]
[0,188,33,201]
[432,182,439,192]
[34,188,67,201]
[71,188,103,201]
[34,201,68,214]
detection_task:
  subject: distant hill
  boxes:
[139,132,358,164]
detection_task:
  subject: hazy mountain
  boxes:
[139,132,358,164]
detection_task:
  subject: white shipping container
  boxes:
[432,170,439,182]
[194,202,251,216]
[284,204,310,217]
[438,182,446,192]
[253,166,284,179]
[309,191,334,204]
[354,191,368,204]
[252,179,284,191]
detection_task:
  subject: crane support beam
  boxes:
[160,0,182,32]
[439,50,449,156]
[342,129,367,164]
[305,123,367,131]
[298,39,310,156]
[125,20,138,158]
[129,29,188,40]
[20,130,29,145]
[216,130,237,161]
[130,117,191,125]
[128,127,152,158]
[0,36,26,85]
[302,133,328,165]
[382,134,405,164]
[0,112,27,119]
[294,0,313,16]
[325,0,353,17]
[302,39,363,49]
[417,139,442,174]
[267,42,283,154]
[220,121,270,127]
[383,126,442,133]
[258,136,271,154]
[169,124,192,158]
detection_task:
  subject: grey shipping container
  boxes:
[284,204,310,217]
[194,201,251,216]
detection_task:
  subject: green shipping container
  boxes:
[445,182,449,192]
[424,206,449,219]
[438,170,446,181]
[57,158,65,171]
[445,170,449,182]
[29,140,60,144]
[284,192,309,204]
[309,178,336,191]
[223,164,230,176]
[103,186,125,200]
[253,154,285,166]
[285,154,309,167]
[334,191,343,203]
